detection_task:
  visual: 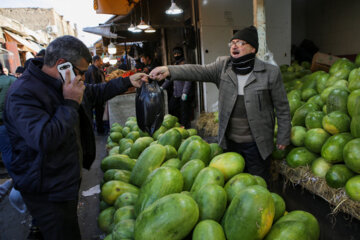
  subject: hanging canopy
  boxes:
[94,0,140,15]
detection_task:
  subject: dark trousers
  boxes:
[168,96,193,128]
[21,194,81,240]
[94,103,105,133]
[227,140,271,183]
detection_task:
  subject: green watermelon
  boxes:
[343,139,360,173]
[292,103,320,127]
[322,111,351,135]
[326,88,349,114]
[224,173,257,202]
[134,193,199,240]
[301,88,317,101]
[347,90,360,117]
[287,89,302,101]
[349,94,360,137]
[286,147,318,168]
[345,175,360,201]
[271,193,286,222]
[305,111,325,129]
[321,133,354,163]
[306,94,324,108]
[223,185,275,240]
[290,126,307,146]
[265,210,320,240]
[348,68,360,92]
[288,99,304,117]
[320,86,347,103]
[355,54,360,67]
[311,157,332,178]
[304,128,330,153]
[316,72,330,93]
[192,220,226,240]
[325,164,355,188]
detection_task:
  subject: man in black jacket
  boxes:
[85,55,106,134]
[4,35,146,240]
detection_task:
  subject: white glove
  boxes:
[181,93,187,101]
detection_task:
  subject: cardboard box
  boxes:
[311,52,340,72]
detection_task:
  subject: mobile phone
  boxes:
[57,62,76,82]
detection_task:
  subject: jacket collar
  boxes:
[27,58,63,91]
[226,57,265,88]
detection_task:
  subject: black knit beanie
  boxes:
[231,26,259,53]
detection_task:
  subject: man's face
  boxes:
[3,68,9,75]
[229,39,256,58]
[95,59,103,68]
[15,73,22,78]
[71,58,89,81]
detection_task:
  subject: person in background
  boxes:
[118,57,129,71]
[150,26,291,183]
[36,49,46,58]
[85,55,106,134]
[3,67,9,76]
[161,47,194,128]
[0,62,16,198]
[15,66,25,78]
[140,53,157,74]
[4,35,147,240]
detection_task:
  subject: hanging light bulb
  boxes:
[165,0,183,15]
[137,18,149,29]
[131,3,143,33]
[132,27,142,33]
[144,0,156,33]
[108,42,117,55]
[103,54,109,63]
[128,23,136,32]
[145,26,156,33]
[109,54,117,65]
[128,11,136,32]
[137,1,149,29]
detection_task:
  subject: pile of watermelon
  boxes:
[98,114,320,240]
[273,54,360,202]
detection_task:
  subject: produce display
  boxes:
[99,114,319,240]
[272,55,360,217]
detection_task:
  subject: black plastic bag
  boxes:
[136,80,165,136]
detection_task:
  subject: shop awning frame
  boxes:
[83,24,125,39]
[4,30,41,53]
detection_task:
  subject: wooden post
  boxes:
[253,0,267,61]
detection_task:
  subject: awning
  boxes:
[94,0,139,15]
[83,25,123,39]
[4,30,41,53]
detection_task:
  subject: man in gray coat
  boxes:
[150,26,291,182]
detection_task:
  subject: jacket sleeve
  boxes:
[85,76,132,107]
[182,81,192,95]
[271,68,291,146]
[161,79,171,90]
[6,91,80,153]
[167,57,225,85]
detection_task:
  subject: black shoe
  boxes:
[27,226,44,240]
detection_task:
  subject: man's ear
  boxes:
[55,58,66,66]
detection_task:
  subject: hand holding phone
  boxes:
[60,62,85,104]
[57,62,76,82]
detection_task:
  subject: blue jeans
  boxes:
[0,125,27,213]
